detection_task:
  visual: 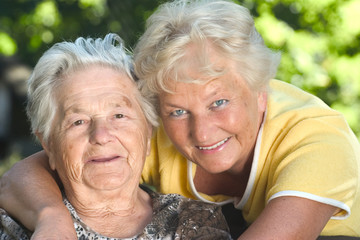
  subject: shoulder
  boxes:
[264,79,358,154]
[268,79,335,116]
[141,184,184,211]
[260,81,360,217]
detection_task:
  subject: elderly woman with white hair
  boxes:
[1,0,360,239]
[0,33,231,239]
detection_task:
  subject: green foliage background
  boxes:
[0,0,359,173]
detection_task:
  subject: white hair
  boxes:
[27,33,158,144]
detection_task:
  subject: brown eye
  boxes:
[73,120,84,126]
[115,114,124,119]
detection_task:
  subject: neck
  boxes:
[194,160,252,197]
[65,186,153,238]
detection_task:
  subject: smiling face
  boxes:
[41,66,151,195]
[158,47,267,174]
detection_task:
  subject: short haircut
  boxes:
[134,0,281,109]
[27,33,158,144]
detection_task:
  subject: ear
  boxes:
[146,125,153,156]
[257,91,268,113]
[36,132,56,171]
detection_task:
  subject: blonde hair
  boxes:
[134,0,280,109]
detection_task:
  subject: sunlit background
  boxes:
[1,0,359,175]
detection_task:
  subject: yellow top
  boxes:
[141,79,360,236]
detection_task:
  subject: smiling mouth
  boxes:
[197,137,231,150]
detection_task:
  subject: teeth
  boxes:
[198,137,230,150]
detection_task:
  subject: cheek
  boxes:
[118,123,149,164]
[60,153,83,184]
[219,106,244,128]
[162,119,187,144]
[219,104,257,137]
[127,131,147,159]
[53,136,84,183]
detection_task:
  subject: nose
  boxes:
[89,119,115,145]
[190,114,211,143]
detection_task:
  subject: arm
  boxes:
[238,196,336,240]
[0,151,76,239]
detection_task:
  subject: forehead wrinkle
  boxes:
[60,99,133,122]
[163,82,223,109]
[201,79,226,99]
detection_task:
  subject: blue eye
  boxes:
[212,99,228,107]
[171,109,187,117]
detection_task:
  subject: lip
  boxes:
[86,155,121,163]
[196,137,231,152]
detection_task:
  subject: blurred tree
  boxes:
[0,0,161,65]
[0,0,359,166]
[0,0,163,163]
[250,0,360,139]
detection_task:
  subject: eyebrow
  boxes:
[176,82,223,99]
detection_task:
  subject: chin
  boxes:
[200,163,232,175]
[87,172,130,189]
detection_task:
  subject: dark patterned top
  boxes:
[0,209,31,240]
[0,185,231,239]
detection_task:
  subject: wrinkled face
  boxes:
[158,48,267,174]
[41,66,151,193]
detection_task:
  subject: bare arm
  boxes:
[0,151,76,239]
[238,196,336,240]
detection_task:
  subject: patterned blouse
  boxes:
[0,185,231,239]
